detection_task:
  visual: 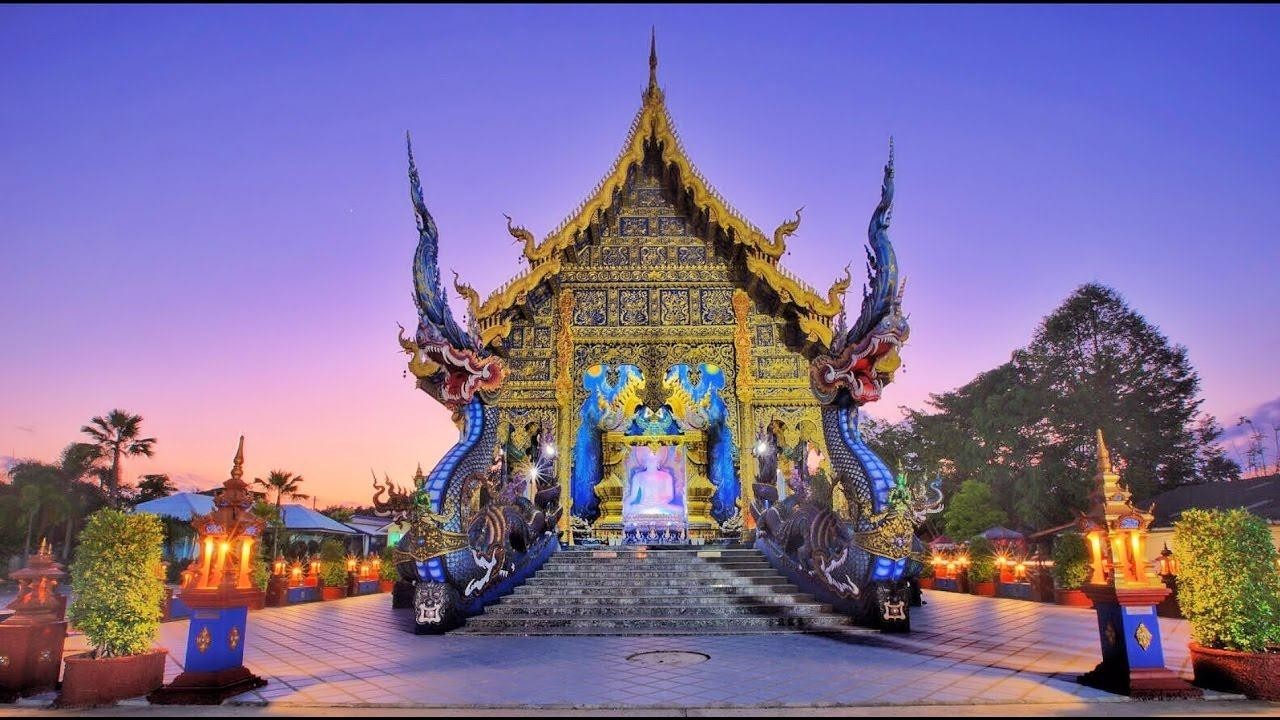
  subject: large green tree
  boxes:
[865,283,1237,531]
[79,409,156,503]
[1020,283,1233,500]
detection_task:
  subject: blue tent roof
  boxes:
[132,493,215,521]
[980,526,1025,541]
[279,504,357,534]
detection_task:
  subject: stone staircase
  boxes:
[456,545,851,635]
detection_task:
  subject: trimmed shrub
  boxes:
[318,538,348,588]
[966,536,996,584]
[380,545,399,582]
[67,508,165,657]
[1173,508,1280,653]
[1052,532,1090,590]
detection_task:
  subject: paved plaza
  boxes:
[42,588,1266,712]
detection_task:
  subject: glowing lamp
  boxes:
[543,444,556,458]
[273,557,286,576]
[182,436,266,594]
[345,556,358,573]
[290,563,303,586]
[309,559,321,576]
[1156,543,1179,578]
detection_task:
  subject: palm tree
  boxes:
[253,470,308,556]
[136,474,177,502]
[80,409,156,502]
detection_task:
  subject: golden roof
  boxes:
[463,32,846,348]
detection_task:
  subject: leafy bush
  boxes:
[1052,532,1090,590]
[941,479,1010,540]
[1173,508,1280,653]
[67,508,165,657]
[318,538,349,588]
[380,545,399,582]
[966,536,996,584]
[251,554,271,591]
[919,559,935,579]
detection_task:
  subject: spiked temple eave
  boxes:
[444,33,857,349]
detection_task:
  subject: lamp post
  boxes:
[150,437,268,704]
[1076,430,1200,699]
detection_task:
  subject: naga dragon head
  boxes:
[811,142,909,407]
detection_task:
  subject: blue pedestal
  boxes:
[1078,585,1201,698]
[185,607,248,674]
[285,586,320,604]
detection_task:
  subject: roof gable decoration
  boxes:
[453,31,857,349]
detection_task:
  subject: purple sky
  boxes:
[2,5,1278,504]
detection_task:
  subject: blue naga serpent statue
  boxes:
[385,135,562,633]
[751,144,943,631]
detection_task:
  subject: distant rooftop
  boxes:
[1149,473,1280,527]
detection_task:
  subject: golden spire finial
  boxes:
[645,27,662,103]
[230,435,245,482]
[1096,429,1112,474]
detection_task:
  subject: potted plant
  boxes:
[379,545,398,593]
[1174,508,1280,700]
[918,559,936,590]
[318,538,348,600]
[59,509,168,707]
[966,537,997,597]
[248,554,270,610]
[1051,532,1092,607]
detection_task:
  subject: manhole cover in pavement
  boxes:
[626,651,710,667]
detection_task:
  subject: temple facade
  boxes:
[449,37,851,543]
[384,35,939,633]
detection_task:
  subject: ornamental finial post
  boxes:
[230,435,245,483]
[645,27,662,104]
[1096,428,1112,474]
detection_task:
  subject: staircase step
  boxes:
[481,603,832,618]
[506,579,798,597]
[460,615,850,632]
[456,545,851,636]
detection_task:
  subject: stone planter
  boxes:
[1189,642,1280,700]
[1054,588,1093,608]
[379,580,395,593]
[57,648,167,707]
[971,581,996,597]
[320,585,347,601]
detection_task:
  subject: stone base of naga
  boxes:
[372,34,942,634]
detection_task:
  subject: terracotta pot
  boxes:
[919,577,935,590]
[972,581,996,597]
[1054,588,1093,608]
[57,648,167,707]
[321,586,347,601]
[379,580,395,593]
[1189,642,1280,700]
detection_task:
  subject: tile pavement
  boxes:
[62,588,1217,709]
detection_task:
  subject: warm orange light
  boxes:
[273,557,286,576]
[345,556,357,572]
[290,564,303,586]
[309,559,320,575]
